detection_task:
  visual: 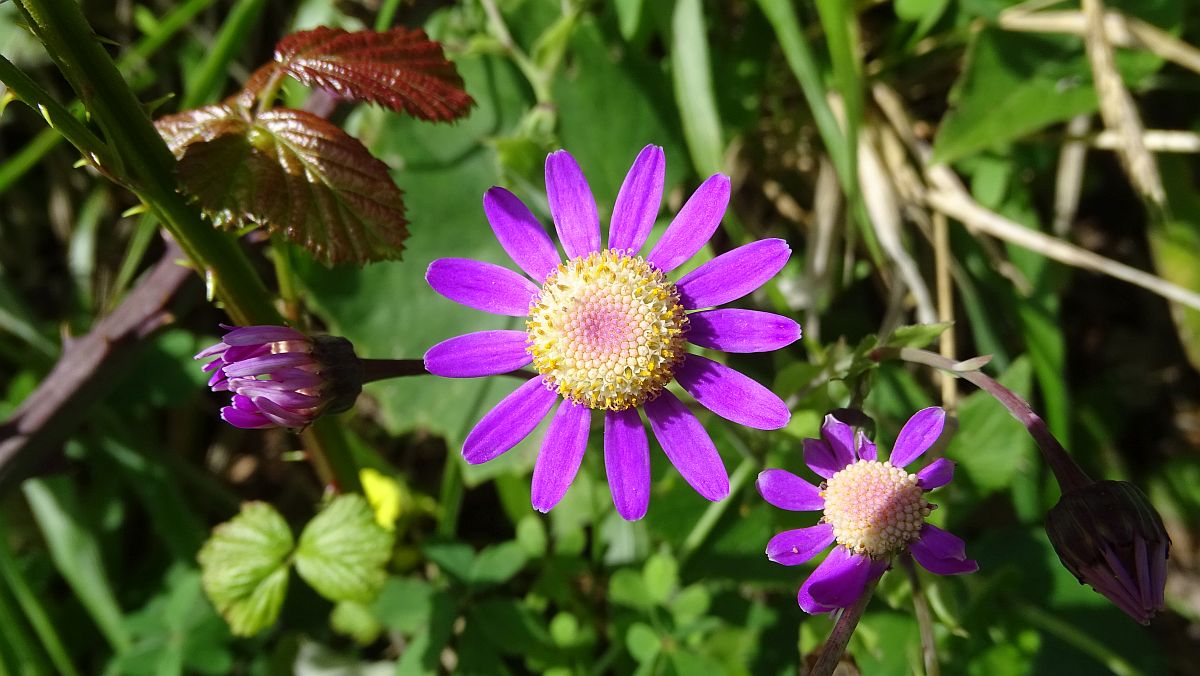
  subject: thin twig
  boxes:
[1053,114,1092,237]
[933,210,956,409]
[0,239,195,494]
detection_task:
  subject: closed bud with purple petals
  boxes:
[195,325,364,430]
[1045,480,1170,625]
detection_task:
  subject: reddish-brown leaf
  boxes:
[172,108,408,265]
[270,27,474,121]
[155,103,247,157]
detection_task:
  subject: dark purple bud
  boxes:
[1045,480,1170,624]
[195,325,363,430]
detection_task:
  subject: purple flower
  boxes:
[195,325,363,430]
[1046,480,1169,624]
[424,145,800,520]
[758,408,977,614]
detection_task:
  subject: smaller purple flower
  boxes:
[758,407,977,614]
[195,325,363,430]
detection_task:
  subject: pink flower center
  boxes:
[821,460,931,558]
[526,249,688,410]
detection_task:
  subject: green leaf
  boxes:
[469,599,556,660]
[642,553,678,605]
[157,104,409,265]
[625,622,661,664]
[608,568,652,609]
[670,0,724,177]
[330,600,383,646]
[469,541,527,590]
[372,577,435,634]
[516,514,548,558]
[932,30,1097,164]
[885,322,953,349]
[295,494,395,603]
[196,502,294,637]
[944,357,1034,495]
[23,477,130,651]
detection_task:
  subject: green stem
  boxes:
[1014,602,1142,676]
[436,451,464,538]
[679,459,756,565]
[0,519,80,676]
[374,0,404,30]
[901,554,940,676]
[810,578,878,676]
[271,240,301,324]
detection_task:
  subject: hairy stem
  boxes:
[901,554,941,676]
[870,346,1092,492]
[810,578,878,676]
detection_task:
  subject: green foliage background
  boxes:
[1,0,1199,674]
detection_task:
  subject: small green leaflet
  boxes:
[196,502,293,637]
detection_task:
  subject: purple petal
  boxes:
[201,359,223,373]
[231,394,257,411]
[254,396,312,428]
[643,390,729,501]
[686,309,801,353]
[222,325,307,346]
[766,524,835,566]
[221,344,271,362]
[917,458,955,490]
[531,400,592,513]
[545,150,600,259]
[673,354,790,430]
[805,546,874,611]
[821,414,856,466]
[856,430,878,461]
[483,187,561,282]
[803,439,842,480]
[221,353,314,378]
[910,524,978,576]
[194,341,229,360]
[426,258,539,317]
[424,331,532,378]
[234,387,322,409]
[756,469,824,511]
[891,407,947,467]
[463,377,559,464]
[220,407,275,429]
[608,144,665,253]
[797,546,871,614]
[646,174,730,273]
[604,409,651,521]
[676,238,791,309]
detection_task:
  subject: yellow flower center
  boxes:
[526,249,688,410]
[820,460,932,558]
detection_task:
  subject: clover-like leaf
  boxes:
[196,502,294,637]
[257,27,474,121]
[163,107,408,265]
[295,494,394,603]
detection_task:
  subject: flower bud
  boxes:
[1045,480,1169,624]
[195,325,363,430]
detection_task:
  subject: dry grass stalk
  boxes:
[1053,114,1092,237]
[1080,0,1165,208]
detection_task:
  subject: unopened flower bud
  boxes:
[1045,480,1169,624]
[195,325,363,430]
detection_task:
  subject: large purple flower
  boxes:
[425,145,800,520]
[758,408,977,613]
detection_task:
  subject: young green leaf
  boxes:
[295,494,395,603]
[196,502,294,637]
[259,27,474,121]
[163,107,409,265]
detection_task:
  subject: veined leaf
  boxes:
[295,495,395,603]
[158,105,409,265]
[197,502,294,637]
[258,27,474,121]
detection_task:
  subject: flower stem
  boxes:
[810,578,878,676]
[870,346,1092,492]
[360,359,427,383]
[901,554,941,676]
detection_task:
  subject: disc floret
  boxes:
[821,459,932,558]
[526,249,688,410]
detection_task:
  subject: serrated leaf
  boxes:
[197,502,294,637]
[264,27,474,121]
[165,107,409,265]
[295,495,395,603]
[330,600,383,646]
